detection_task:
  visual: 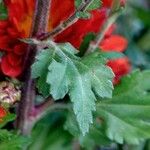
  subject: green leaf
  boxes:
[76,11,91,19]
[0,1,7,20]
[96,70,150,144]
[32,50,52,78]
[37,72,50,97]
[101,51,125,59]
[79,123,111,150]
[75,0,101,18]
[64,111,80,137]
[32,41,114,135]
[86,0,101,11]
[29,112,72,150]
[32,49,52,97]
[0,130,29,150]
[75,0,101,11]
[0,113,16,128]
[65,112,111,149]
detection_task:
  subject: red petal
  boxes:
[7,53,22,66]
[7,27,20,38]
[0,36,11,50]
[100,35,128,52]
[50,0,75,29]
[1,56,22,77]
[14,43,26,55]
[0,107,7,118]
[102,0,112,8]
[4,0,34,22]
[107,57,131,84]
[0,20,9,28]
[102,0,126,8]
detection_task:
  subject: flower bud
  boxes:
[0,81,21,106]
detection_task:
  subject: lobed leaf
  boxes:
[32,41,114,135]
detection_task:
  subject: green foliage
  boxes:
[64,112,111,149]
[76,11,91,19]
[29,112,73,150]
[96,70,150,144]
[32,41,114,135]
[0,130,29,150]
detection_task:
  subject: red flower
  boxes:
[0,0,35,77]
[0,106,7,123]
[100,35,128,52]
[0,0,130,82]
[107,57,131,84]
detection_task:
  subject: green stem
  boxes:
[86,10,121,54]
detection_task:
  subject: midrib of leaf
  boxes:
[66,58,91,130]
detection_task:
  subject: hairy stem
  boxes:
[86,10,120,54]
[38,0,95,40]
[16,0,51,135]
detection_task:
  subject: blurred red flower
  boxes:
[0,0,130,83]
[107,57,131,84]
[0,106,7,123]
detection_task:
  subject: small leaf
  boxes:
[75,0,101,11]
[0,113,16,128]
[86,0,101,11]
[76,11,91,19]
[75,0,101,18]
